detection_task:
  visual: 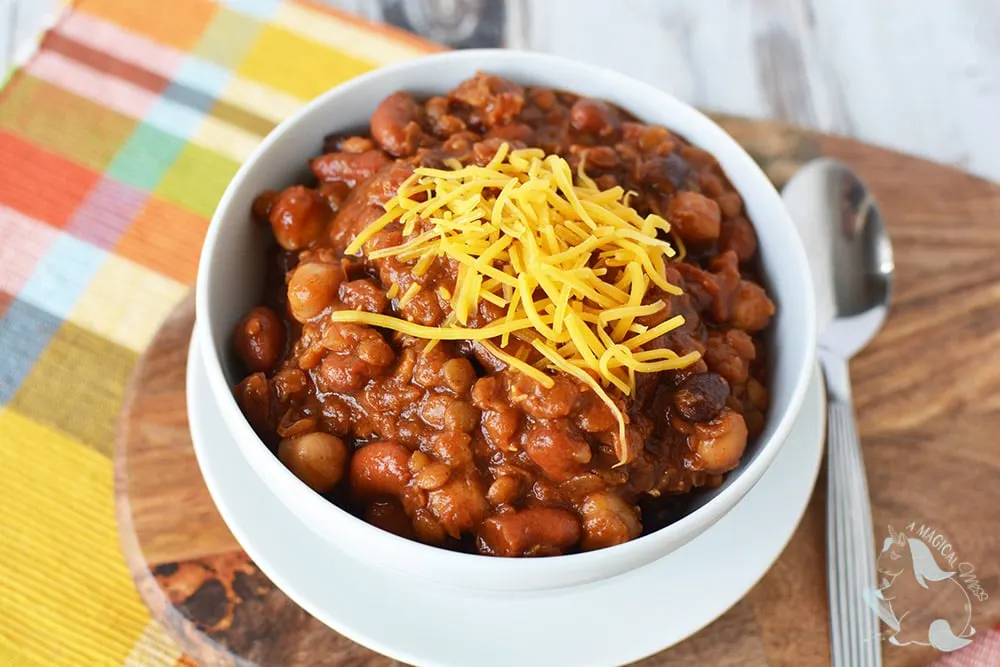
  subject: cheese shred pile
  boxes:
[337,143,701,463]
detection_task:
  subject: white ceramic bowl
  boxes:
[195,49,816,593]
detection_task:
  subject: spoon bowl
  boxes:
[782,158,893,358]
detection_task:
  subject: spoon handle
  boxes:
[823,355,883,667]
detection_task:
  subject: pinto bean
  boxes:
[479,507,581,557]
[278,432,349,493]
[350,440,412,500]
[233,306,284,373]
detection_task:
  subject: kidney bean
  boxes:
[365,500,414,539]
[524,424,592,483]
[479,507,581,557]
[233,306,284,373]
[370,92,426,157]
[269,186,330,251]
[234,372,271,434]
[251,189,281,222]
[350,440,412,500]
[310,150,391,186]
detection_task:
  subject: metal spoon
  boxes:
[781,159,893,667]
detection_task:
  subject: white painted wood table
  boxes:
[4,0,999,182]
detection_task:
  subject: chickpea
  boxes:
[690,409,749,474]
[268,186,330,251]
[349,440,412,500]
[278,432,349,493]
[233,306,284,373]
[287,262,342,323]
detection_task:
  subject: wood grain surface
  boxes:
[114,117,1000,667]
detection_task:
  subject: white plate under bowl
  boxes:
[188,333,826,667]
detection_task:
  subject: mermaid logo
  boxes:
[866,524,988,652]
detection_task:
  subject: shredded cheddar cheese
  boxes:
[336,144,700,464]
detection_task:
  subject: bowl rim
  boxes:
[196,48,817,576]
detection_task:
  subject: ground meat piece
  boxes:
[569,98,620,136]
[579,491,641,551]
[339,278,388,313]
[667,191,721,245]
[449,73,525,127]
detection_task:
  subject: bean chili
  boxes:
[233,72,775,557]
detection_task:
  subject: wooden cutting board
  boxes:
[114,116,1000,667]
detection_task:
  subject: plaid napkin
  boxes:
[0,1,993,665]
